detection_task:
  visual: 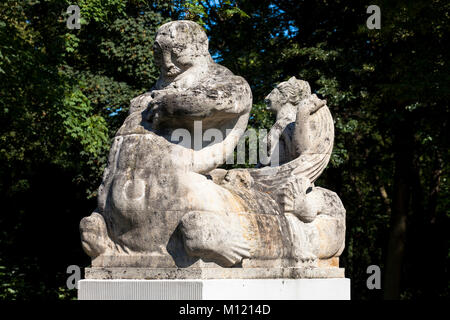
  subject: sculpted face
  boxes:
[265,87,286,113]
[153,37,187,78]
[153,21,210,79]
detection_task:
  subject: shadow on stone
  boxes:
[166,224,199,268]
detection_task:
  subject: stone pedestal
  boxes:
[77,22,350,303]
[84,265,345,279]
[78,278,350,300]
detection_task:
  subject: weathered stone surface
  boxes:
[79,20,346,279]
[85,266,345,280]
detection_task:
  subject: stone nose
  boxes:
[162,51,175,70]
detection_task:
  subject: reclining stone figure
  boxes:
[80,20,345,277]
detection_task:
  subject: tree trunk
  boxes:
[428,151,442,224]
[383,121,414,299]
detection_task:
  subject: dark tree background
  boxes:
[0,0,448,300]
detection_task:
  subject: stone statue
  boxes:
[80,20,346,279]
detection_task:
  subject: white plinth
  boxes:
[78,279,350,300]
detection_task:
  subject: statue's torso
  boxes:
[102,125,251,248]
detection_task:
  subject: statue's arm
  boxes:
[128,89,155,114]
[293,94,326,155]
[151,76,252,119]
[97,136,122,213]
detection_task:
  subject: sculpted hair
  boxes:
[156,20,209,57]
[277,76,311,105]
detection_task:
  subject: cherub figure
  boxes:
[264,76,327,166]
[252,76,346,262]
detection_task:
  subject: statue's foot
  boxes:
[80,211,114,258]
[180,211,251,267]
[284,212,319,267]
[295,250,318,265]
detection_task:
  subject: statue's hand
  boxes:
[129,92,153,114]
[144,89,172,127]
[150,89,165,102]
[146,99,165,129]
[148,88,180,113]
[296,94,326,116]
[307,94,326,114]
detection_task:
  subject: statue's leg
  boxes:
[179,211,251,267]
[80,211,116,258]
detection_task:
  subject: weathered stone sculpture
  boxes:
[80,20,346,279]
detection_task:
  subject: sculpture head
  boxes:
[265,76,311,113]
[153,20,211,79]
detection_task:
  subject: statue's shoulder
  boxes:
[209,63,233,76]
[203,63,251,98]
[115,110,153,137]
[208,63,248,84]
